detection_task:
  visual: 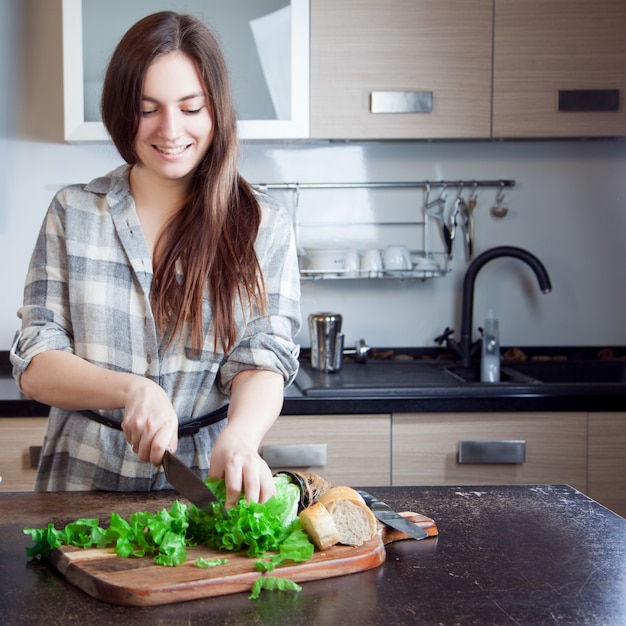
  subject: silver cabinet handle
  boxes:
[458,440,526,464]
[370,91,433,114]
[260,444,328,468]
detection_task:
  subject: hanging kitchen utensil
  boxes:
[448,184,465,260]
[490,183,509,218]
[423,183,452,256]
[465,182,477,261]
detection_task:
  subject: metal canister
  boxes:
[308,312,344,372]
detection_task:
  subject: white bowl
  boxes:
[305,249,347,273]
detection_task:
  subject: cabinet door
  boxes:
[260,414,391,486]
[493,0,626,138]
[392,412,587,491]
[63,0,309,141]
[588,412,626,518]
[0,418,47,491]
[310,0,493,139]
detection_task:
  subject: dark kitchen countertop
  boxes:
[3,347,626,419]
[1,485,625,625]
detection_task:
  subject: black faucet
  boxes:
[442,246,552,368]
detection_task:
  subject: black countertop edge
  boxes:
[279,393,626,415]
[3,393,626,419]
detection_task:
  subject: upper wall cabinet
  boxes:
[309,0,494,140]
[492,0,626,138]
[62,0,309,142]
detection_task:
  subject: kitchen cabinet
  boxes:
[62,0,309,141]
[0,418,46,491]
[261,414,391,486]
[310,0,493,140]
[311,0,625,140]
[588,412,626,518]
[492,0,626,138]
[392,412,587,491]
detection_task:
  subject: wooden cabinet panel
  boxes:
[0,418,47,492]
[588,412,626,518]
[392,412,587,491]
[310,0,493,139]
[261,414,391,486]
[493,0,626,137]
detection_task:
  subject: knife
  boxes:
[357,490,428,540]
[162,450,230,519]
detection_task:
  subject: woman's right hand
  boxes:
[20,350,178,466]
[121,377,179,466]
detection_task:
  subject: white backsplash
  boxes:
[2,138,625,352]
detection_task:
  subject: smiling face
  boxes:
[133,51,213,187]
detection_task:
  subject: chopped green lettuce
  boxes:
[195,557,229,568]
[249,576,302,600]
[23,474,314,574]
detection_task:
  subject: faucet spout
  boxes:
[458,246,552,367]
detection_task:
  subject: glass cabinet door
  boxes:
[62,0,309,141]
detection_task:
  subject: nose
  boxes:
[157,107,182,139]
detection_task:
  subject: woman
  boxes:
[10,12,301,507]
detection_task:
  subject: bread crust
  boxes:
[298,502,340,550]
[318,486,365,507]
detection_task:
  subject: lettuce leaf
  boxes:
[249,576,302,600]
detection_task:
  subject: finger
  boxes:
[242,470,261,506]
[258,468,277,504]
[224,463,243,509]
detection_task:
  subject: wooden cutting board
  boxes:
[49,512,437,606]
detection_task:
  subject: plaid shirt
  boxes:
[10,165,301,491]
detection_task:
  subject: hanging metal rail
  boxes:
[253,179,515,191]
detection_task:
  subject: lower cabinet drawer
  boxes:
[392,412,587,492]
[261,414,391,486]
[0,417,47,492]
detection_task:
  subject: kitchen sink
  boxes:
[294,356,626,397]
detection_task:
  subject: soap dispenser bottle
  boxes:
[481,309,501,383]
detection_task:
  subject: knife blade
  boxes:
[162,450,230,519]
[357,490,428,540]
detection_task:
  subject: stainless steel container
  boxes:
[308,312,344,372]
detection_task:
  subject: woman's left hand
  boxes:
[209,423,276,508]
[208,369,284,508]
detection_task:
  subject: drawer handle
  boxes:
[458,440,526,464]
[259,444,328,468]
[370,91,433,114]
[29,446,42,469]
[557,89,620,112]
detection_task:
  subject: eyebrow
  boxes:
[141,93,206,103]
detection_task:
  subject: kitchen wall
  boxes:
[1,0,625,353]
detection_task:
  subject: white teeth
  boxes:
[156,145,188,155]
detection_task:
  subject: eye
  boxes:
[183,106,204,115]
[140,109,157,117]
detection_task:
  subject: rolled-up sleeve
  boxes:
[10,195,74,388]
[218,192,301,393]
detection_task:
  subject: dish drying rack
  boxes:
[254,179,515,280]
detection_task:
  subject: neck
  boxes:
[129,165,190,258]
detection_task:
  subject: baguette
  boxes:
[298,502,340,550]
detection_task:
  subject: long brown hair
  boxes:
[101,11,266,354]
